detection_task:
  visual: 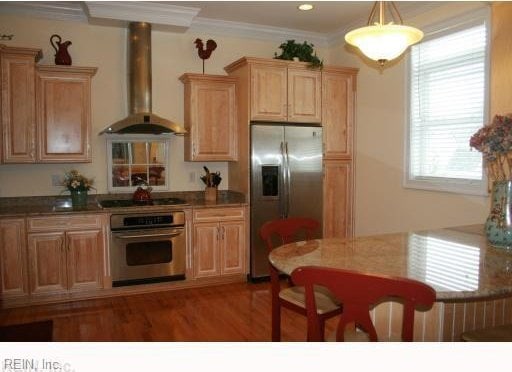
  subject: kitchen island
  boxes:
[269,224,512,341]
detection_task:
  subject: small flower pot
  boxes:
[205,187,217,202]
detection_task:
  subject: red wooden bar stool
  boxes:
[260,218,342,341]
[291,265,436,341]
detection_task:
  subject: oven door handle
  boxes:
[114,231,183,239]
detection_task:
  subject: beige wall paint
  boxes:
[0,14,328,197]
[328,2,491,236]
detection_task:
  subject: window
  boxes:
[107,136,170,192]
[405,9,489,195]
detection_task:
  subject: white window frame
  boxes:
[404,7,491,196]
[106,134,171,193]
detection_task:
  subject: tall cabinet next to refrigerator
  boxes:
[250,124,323,279]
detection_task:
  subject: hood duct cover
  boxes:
[100,22,186,135]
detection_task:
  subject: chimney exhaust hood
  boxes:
[100,22,186,135]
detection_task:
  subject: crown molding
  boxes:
[190,17,329,47]
[84,1,200,26]
[0,1,87,23]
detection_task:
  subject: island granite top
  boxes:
[269,224,512,301]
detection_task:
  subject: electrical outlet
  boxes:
[189,172,196,183]
[51,175,61,186]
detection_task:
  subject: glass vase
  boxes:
[70,189,88,209]
[485,180,512,249]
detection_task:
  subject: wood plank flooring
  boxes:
[0,282,320,341]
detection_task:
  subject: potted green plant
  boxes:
[274,40,323,69]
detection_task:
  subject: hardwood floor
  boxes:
[0,282,319,341]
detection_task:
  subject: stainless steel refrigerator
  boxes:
[250,124,323,280]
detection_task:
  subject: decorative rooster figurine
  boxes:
[194,38,217,74]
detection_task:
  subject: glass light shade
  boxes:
[345,24,423,64]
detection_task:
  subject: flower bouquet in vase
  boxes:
[470,114,512,248]
[62,169,95,208]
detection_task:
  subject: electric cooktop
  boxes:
[99,197,188,209]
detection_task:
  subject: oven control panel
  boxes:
[110,211,185,230]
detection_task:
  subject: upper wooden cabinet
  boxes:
[1,45,96,164]
[0,45,42,163]
[180,73,238,161]
[250,63,288,121]
[225,57,322,123]
[322,67,357,159]
[36,65,97,163]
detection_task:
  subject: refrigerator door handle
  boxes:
[280,141,286,219]
[285,141,291,218]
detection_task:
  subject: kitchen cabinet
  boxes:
[180,73,238,161]
[0,45,42,163]
[36,65,97,163]
[192,207,247,278]
[226,58,321,123]
[321,67,357,239]
[322,67,357,159]
[27,214,106,295]
[0,218,29,298]
[323,160,353,238]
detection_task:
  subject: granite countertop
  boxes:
[0,190,247,217]
[269,224,512,302]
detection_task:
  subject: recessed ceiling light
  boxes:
[298,4,314,11]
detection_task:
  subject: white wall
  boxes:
[328,2,490,236]
[0,14,328,197]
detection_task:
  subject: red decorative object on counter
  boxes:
[132,185,152,204]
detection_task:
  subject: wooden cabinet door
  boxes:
[193,223,220,278]
[322,71,355,159]
[288,68,321,123]
[36,66,96,163]
[1,48,40,163]
[250,64,287,121]
[27,232,67,294]
[219,221,245,275]
[66,230,103,291]
[323,160,353,239]
[0,218,29,297]
[182,74,238,161]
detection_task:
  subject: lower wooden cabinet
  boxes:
[0,218,29,298]
[192,207,247,278]
[323,160,353,239]
[27,214,106,295]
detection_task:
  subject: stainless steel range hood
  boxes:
[100,22,186,135]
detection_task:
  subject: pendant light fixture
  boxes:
[344,1,423,66]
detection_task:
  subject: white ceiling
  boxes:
[163,1,439,34]
[0,1,455,45]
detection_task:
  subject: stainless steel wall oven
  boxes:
[110,211,186,287]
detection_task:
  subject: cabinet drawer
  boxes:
[193,207,245,222]
[27,214,105,232]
